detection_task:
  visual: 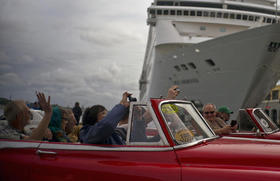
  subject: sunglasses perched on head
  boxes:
[203,111,215,115]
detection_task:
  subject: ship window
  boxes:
[272,109,277,124]
[197,11,202,16]
[157,10,162,15]
[190,11,195,16]
[181,64,188,70]
[267,18,272,23]
[220,27,226,32]
[157,1,173,6]
[264,109,270,116]
[272,19,276,24]
[188,63,197,69]
[210,12,215,17]
[263,17,266,23]
[279,109,280,123]
[272,90,279,100]
[230,13,235,19]
[265,93,271,100]
[150,9,156,15]
[236,14,241,20]
[203,11,209,17]
[184,10,189,16]
[177,10,182,15]
[175,2,178,6]
[174,65,181,71]
[164,10,169,15]
[200,26,206,31]
[171,10,175,15]
[223,13,228,18]
[248,16,254,21]
[242,15,248,20]
[255,16,260,21]
[217,12,222,18]
[205,59,215,66]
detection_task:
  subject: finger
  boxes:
[47,96,50,105]
[171,85,178,90]
[41,93,46,102]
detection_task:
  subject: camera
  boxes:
[128,95,137,102]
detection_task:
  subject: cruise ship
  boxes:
[139,0,280,118]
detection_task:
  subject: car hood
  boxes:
[265,130,280,140]
[175,136,280,169]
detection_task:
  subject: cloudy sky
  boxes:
[0,0,151,109]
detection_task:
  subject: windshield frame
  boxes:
[252,108,280,134]
[158,100,217,146]
[126,101,169,146]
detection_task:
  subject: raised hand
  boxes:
[120,92,132,107]
[167,85,180,99]
[36,92,52,114]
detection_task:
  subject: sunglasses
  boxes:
[204,111,215,115]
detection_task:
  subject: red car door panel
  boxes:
[31,142,181,181]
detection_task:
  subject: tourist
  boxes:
[0,92,52,140]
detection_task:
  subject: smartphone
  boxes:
[230,120,237,127]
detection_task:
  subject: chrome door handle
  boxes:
[36,150,57,155]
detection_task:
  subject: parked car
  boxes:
[1,99,280,181]
[228,108,280,139]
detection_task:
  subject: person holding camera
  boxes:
[79,92,131,145]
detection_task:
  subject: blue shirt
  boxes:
[80,104,127,145]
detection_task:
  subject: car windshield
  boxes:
[160,102,215,145]
[237,109,258,132]
[253,109,279,133]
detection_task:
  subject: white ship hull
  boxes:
[140,0,280,118]
[140,23,280,117]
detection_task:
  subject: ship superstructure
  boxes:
[139,0,280,117]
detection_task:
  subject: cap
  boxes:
[218,106,233,114]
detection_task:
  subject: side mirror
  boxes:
[256,129,264,137]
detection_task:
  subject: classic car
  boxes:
[229,108,280,139]
[1,99,280,181]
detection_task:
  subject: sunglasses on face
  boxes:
[204,111,215,115]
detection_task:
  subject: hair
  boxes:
[202,103,217,112]
[82,105,106,126]
[4,100,25,124]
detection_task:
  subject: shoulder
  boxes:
[216,117,226,125]
[0,125,25,140]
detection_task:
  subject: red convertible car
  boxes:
[1,99,280,181]
[229,108,280,139]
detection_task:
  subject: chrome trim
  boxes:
[223,136,280,143]
[36,149,57,155]
[38,143,173,152]
[230,132,257,135]
[0,141,40,149]
[173,136,219,150]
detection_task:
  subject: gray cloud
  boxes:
[0,0,150,108]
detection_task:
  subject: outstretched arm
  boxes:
[25,92,52,140]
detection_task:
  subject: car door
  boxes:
[0,139,40,181]
[30,103,181,181]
